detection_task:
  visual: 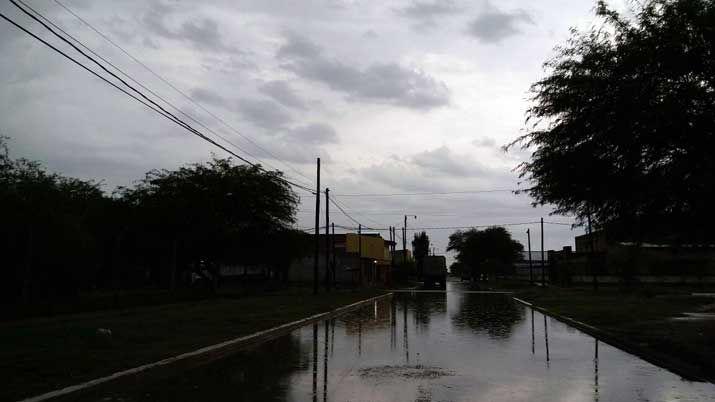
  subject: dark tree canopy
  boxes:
[411,231,430,274]
[511,0,715,244]
[447,227,523,278]
[117,157,301,276]
[1,136,305,305]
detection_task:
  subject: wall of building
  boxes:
[345,234,390,261]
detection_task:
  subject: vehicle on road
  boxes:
[422,255,447,289]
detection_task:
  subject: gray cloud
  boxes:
[362,29,379,39]
[236,98,293,131]
[190,88,226,107]
[467,6,534,43]
[258,80,307,110]
[277,34,322,59]
[142,3,238,53]
[278,35,449,110]
[285,123,338,145]
[412,146,486,177]
[396,0,460,20]
[473,137,496,147]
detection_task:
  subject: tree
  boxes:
[510,0,715,244]
[118,157,300,290]
[411,231,430,277]
[447,227,523,281]
[0,137,107,303]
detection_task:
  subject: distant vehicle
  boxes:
[423,256,447,289]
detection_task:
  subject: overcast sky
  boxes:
[0,0,632,261]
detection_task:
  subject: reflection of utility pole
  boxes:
[527,229,533,285]
[323,320,329,402]
[390,297,397,349]
[544,314,550,366]
[594,339,599,401]
[403,297,409,364]
[312,323,318,402]
[531,308,535,355]
[358,321,362,356]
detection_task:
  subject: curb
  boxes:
[512,296,711,383]
[19,292,393,402]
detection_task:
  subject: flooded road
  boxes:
[91,281,715,401]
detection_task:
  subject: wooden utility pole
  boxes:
[313,158,320,295]
[588,212,598,290]
[331,223,336,288]
[527,228,533,285]
[358,224,362,285]
[325,188,330,292]
[540,217,545,286]
[403,216,408,266]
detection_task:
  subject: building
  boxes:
[290,233,396,287]
[575,230,608,253]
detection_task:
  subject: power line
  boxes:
[2,3,314,194]
[331,195,385,228]
[52,0,315,187]
[299,188,525,197]
[15,0,312,190]
[328,197,373,229]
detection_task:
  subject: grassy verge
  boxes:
[499,282,715,381]
[1,287,384,401]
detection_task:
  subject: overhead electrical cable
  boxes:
[52,0,315,187]
[1,3,314,194]
[15,0,313,190]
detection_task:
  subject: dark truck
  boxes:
[422,255,447,289]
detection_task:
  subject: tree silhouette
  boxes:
[447,227,523,280]
[411,231,430,277]
[510,0,715,244]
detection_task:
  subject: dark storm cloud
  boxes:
[467,5,534,43]
[285,123,338,145]
[278,34,449,110]
[235,98,293,131]
[258,80,308,110]
[141,3,238,53]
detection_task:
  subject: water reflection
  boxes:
[544,314,550,366]
[88,282,715,402]
[451,292,524,339]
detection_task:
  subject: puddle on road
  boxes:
[85,281,715,402]
[358,365,455,380]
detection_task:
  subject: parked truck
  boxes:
[422,255,447,289]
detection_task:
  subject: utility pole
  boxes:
[588,212,598,291]
[331,222,336,289]
[313,158,320,295]
[527,228,533,285]
[358,224,362,285]
[540,217,545,287]
[389,226,394,283]
[403,216,407,267]
[324,188,330,292]
[403,215,416,273]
